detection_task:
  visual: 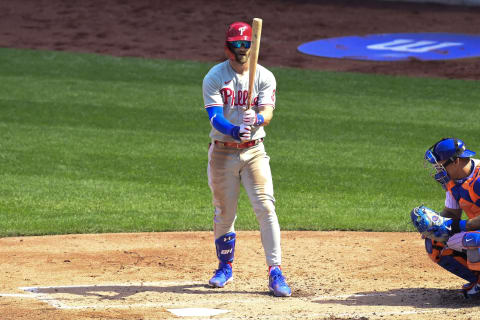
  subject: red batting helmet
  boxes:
[225,22,252,42]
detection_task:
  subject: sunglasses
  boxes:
[229,40,251,49]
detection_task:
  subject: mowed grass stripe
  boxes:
[0,48,479,236]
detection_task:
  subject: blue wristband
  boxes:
[450,219,468,233]
[231,126,241,141]
[256,114,264,126]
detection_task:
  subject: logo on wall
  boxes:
[298,33,480,61]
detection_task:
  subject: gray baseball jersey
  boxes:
[203,60,276,142]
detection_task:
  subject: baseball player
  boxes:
[202,21,291,297]
[411,138,480,298]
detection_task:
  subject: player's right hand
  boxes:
[238,124,251,142]
[242,109,257,126]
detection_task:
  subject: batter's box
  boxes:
[19,281,212,310]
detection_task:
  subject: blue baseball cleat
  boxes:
[209,262,233,288]
[463,281,480,299]
[268,266,292,297]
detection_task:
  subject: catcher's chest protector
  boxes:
[447,164,480,219]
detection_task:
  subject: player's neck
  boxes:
[457,158,473,180]
[229,59,249,75]
[463,159,474,177]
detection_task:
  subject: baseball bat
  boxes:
[246,18,262,110]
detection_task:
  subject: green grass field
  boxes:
[0,48,479,236]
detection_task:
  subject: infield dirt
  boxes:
[2,231,480,320]
[1,0,480,319]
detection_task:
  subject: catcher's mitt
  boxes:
[410,205,452,243]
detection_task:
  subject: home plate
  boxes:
[167,308,230,317]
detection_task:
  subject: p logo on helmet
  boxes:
[226,22,252,42]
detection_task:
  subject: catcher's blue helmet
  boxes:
[425,138,475,188]
[425,138,475,165]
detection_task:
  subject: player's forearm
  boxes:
[441,207,480,232]
[206,106,243,140]
[207,107,235,135]
[257,105,273,126]
[440,207,462,219]
[465,216,480,231]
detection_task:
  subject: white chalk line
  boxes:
[15,281,205,310]
[0,293,38,298]
[0,283,469,318]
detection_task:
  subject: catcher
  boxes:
[411,137,480,298]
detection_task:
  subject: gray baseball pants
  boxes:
[207,141,281,266]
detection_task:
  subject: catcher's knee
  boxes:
[463,232,480,248]
[463,232,480,271]
[425,238,478,283]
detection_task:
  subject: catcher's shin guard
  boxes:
[215,232,236,264]
[425,238,478,283]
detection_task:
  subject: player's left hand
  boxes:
[410,205,453,243]
[242,109,257,126]
[238,124,251,142]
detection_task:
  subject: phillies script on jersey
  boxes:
[220,88,259,107]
